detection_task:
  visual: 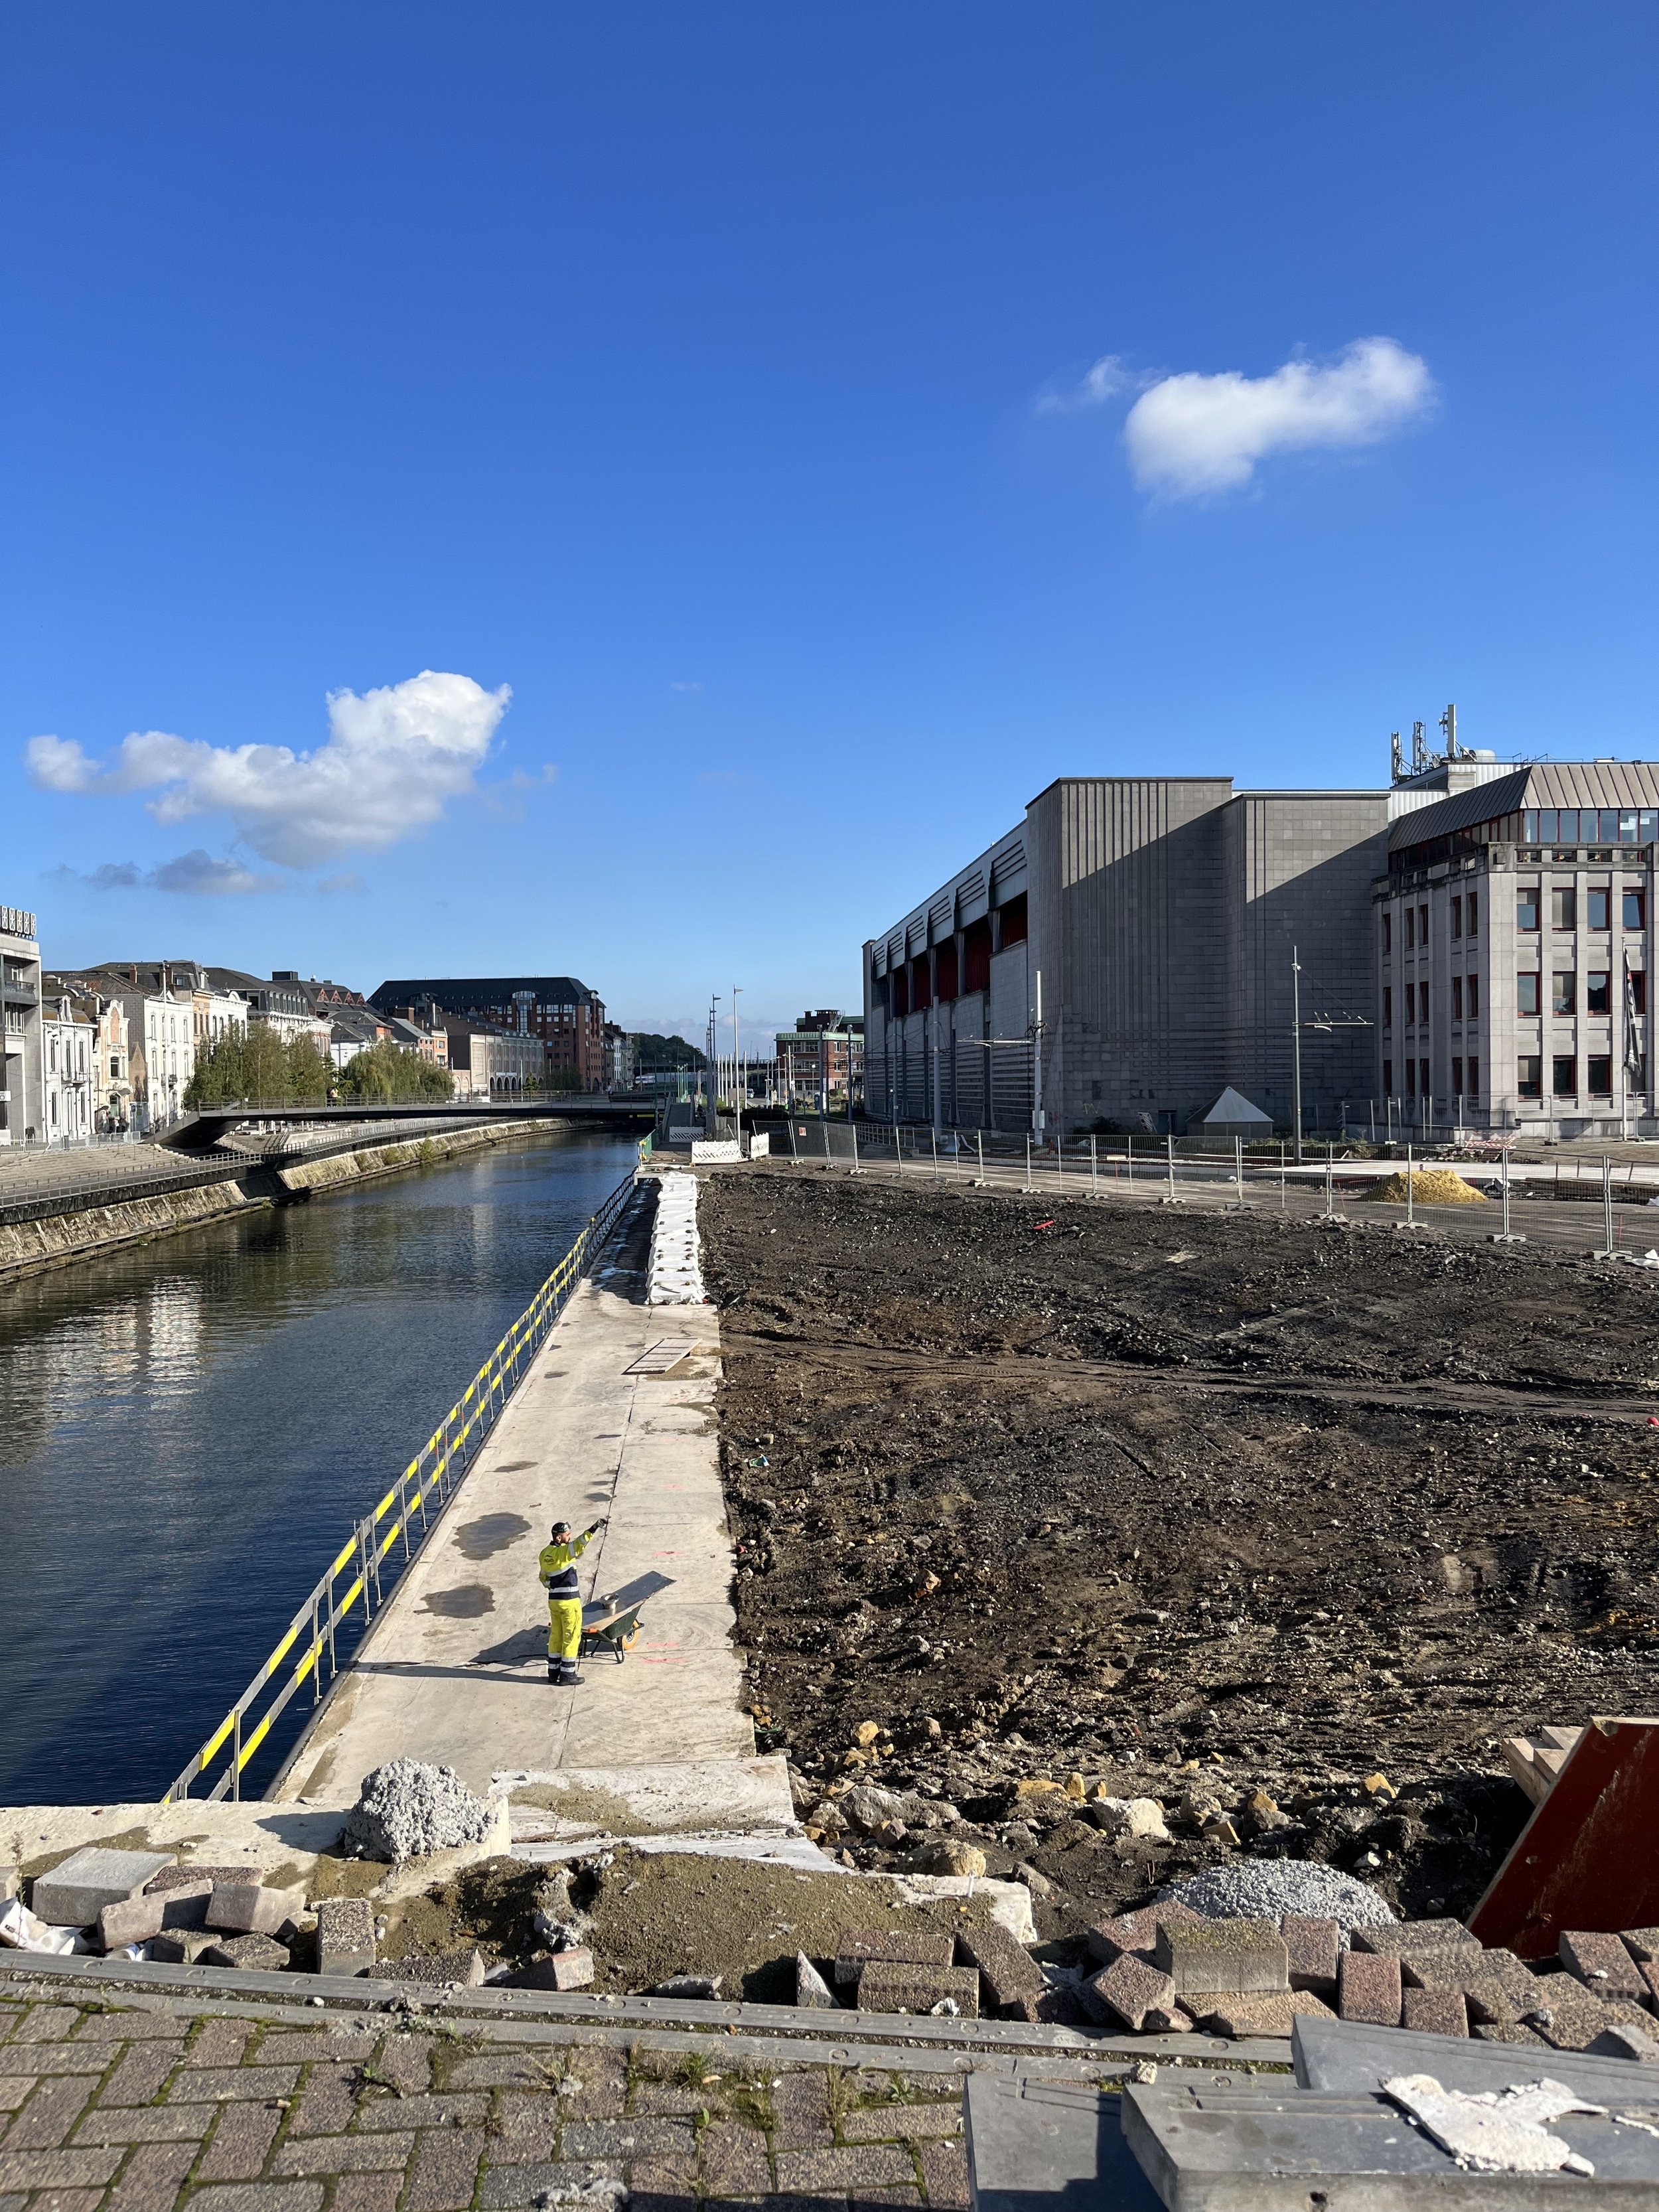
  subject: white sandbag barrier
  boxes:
[648,1173,705,1305]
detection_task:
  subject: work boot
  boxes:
[565,1674,587,1688]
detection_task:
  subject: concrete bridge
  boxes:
[159,1098,656,1153]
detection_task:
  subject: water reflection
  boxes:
[0,1131,638,1804]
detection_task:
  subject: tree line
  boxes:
[183,1029,455,1108]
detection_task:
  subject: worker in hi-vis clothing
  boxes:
[540,1518,605,1686]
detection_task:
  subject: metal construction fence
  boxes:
[773,1118,1659,1266]
[164,1165,639,1805]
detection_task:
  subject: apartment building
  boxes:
[370,976,609,1091]
[778,1011,865,1109]
[1,905,42,1143]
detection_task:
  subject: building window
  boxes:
[1469,1055,1480,1096]
[1553,1054,1577,1097]
[1419,1057,1431,1098]
[1553,886,1577,930]
[1469,892,1479,936]
[1406,1059,1415,1096]
[1632,971,1648,1015]
[1382,986,1392,1029]
[1518,973,1540,1017]
[1451,896,1463,939]
[1405,907,1415,950]
[1587,970,1611,1015]
[1382,1058,1393,1094]
[1588,1055,1613,1096]
[1518,1055,1542,1098]
[1452,1056,1464,1095]
[1588,887,1611,931]
[1451,976,1463,1021]
[1382,912,1392,955]
[1419,903,1429,946]
[1468,973,1480,1018]
[1625,887,1647,931]
[1518,887,1540,931]
[1552,972,1575,1016]
[935,941,959,1001]
[1402,982,1413,1025]
[997,893,1028,948]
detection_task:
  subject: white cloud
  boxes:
[1123,337,1433,498]
[50,849,282,895]
[26,670,510,868]
[1037,354,1134,413]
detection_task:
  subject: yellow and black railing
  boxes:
[164,1168,638,1804]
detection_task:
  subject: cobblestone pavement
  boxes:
[0,1999,971,2211]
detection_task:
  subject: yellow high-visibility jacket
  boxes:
[539,1528,593,1600]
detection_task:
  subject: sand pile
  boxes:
[1363,1167,1486,1205]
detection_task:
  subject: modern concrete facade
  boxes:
[865,776,1399,1136]
[1,905,42,1144]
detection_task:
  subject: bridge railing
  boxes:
[163,1166,640,1804]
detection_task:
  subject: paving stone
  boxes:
[194,2102,285,2182]
[1401,1988,1469,2037]
[173,2067,298,2105]
[68,2013,180,2043]
[374,1951,485,1988]
[186,2185,324,2212]
[12,2016,82,2047]
[101,1883,214,1948]
[283,2067,360,2136]
[1560,1929,1649,2001]
[30,1852,174,1930]
[855,1964,979,2019]
[699,2120,770,2195]
[146,1933,218,1966]
[1082,1901,1198,1967]
[198,1937,289,1973]
[1642,1960,1659,2011]
[329,2179,403,2212]
[1280,1916,1340,1996]
[919,2138,971,2209]
[273,2134,414,2177]
[145,1868,246,1895]
[250,2037,368,2065]
[1401,1945,1536,1998]
[512,1950,595,1993]
[403,2125,485,2212]
[626,2157,699,2194]
[841,2103,962,2142]
[1621,1927,1659,1962]
[1337,1949,1402,2027]
[770,2070,833,2150]
[1141,2003,1196,2035]
[1194,1991,1336,2039]
[1528,1980,1652,2051]
[1078,1953,1176,2032]
[314,1899,376,1981]
[0,2083,27,2112]
[1350,1919,1479,1961]
[96,2043,186,2107]
[441,2055,543,2092]
[204,1887,293,1939]
[1587,2024,1659,2062]
[103,2138,200,2212]
[484,2096,560,2164]
[775,2146,916,2189]
[836,1931,956,1980]
[72,2104,217,2145]
[0,2049,106,2078]
[1471,2021,1548,2046]
[19,2189,102,2212]
[954,1924,1043,2014]
[0,2149,123,2190]
[477,2162,624,2209]
[1155,1918,1287,1996]
[3,2075,96,2152]
[179,2022,256,2071]
[356,2096,487,2134]
[559,2118,695,2160]
[630,2085,705,2116]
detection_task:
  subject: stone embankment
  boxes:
[0,1122,543,1282]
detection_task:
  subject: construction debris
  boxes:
[342,1758,498,1862]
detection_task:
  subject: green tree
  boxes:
[337,1039,455,1103]
[285,1035,332,1104]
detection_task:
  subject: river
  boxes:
[0,1130,640,1806]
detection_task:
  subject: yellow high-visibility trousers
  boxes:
[547,1599,583,1684]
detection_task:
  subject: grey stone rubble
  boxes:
[341,1755,497,1860]
[1163,1858,1396,1932]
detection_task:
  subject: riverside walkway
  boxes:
[271,1205,752,1803]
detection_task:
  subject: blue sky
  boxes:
[4,3,1656,1047]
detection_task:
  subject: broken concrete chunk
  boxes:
[833,1929,956,1983]
[0,1869,17,1903]
[1142,2002,1196,2035]
[342,1759,496,1862]
[1559,1929,1648,2002]
[1084,1797,1170,1843]
[200,1933,290,1972]
[856,1961,979,2018]
[1079,1953,1177,2032]
[956,1921,1045,2013]
[1155,1917,1288,1996]
[98,1882,213,1951]
[1620,1927,1659,1963]
[315,1896,377,1979]
[31,1848,175,1929]
[510,1949,595,1992]
[145,1930,216,1964]
[377,1948,487,1987]
[796,1952,839,2009]
[1338,1949,1402,2027]
[1281,1915,1340,1996]
[912,1838,987,1878]
[1473,2021,1548,2047]
[205,1883,291,1937]
[650,1973,721,1998]
[1528,1980,1652,2053]
[1401,1988,1469,2037]
[1585,2022,1659,2063]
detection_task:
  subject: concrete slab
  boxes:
[499,1755,796,1839]
[1294,2014,1659,2104]
[270,1280,751,1803]
[964,2075,1161,2212]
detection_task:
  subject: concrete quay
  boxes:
[271,1241,754,1805]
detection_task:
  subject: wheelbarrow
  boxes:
[579,1597,645,1664]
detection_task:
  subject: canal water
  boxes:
[0,1130,640,1806]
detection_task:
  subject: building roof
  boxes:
[1388,761,1659,849]
[371,976,601,1012]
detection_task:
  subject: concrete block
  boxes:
[1587,2023,1659,2063]
[377,1949,486,1987]
[964,2075,1162,2212]
[200,1933,290,1971]
[31,1848,175,1928]
[97,1879,214,1950]
[1194,1990,1335,2039]
[1473,2021,1549,2046]
[956,1921,1044,2013]
[1281,1914,1339,1996]
[1530,1978,1651,2051]
[314,1897,376,1979]
[1084,1899,1198,1966]
[1337,1949,1401,2026]
[1641,1959,1659,2010]
[1402,1988,1468,2037]
[511,1948,593,1991]
[1402,1942,1535,1998]
[146,1930,216,1964]
[0,1867,17,1901]
[206,1883,290,1937]
[1350,1917,1477,1960]
[1621,1925,1659,1962]
[796,1952,839,2009]
[833,1928,955,1983]
[1155,1917,1287,1995]
[855,1961,979,2018]
[1079,1953,1177,2032]
[1295,2012,1659,2102]
[1560,1927,1648,2001]
[1142,2002,1196,2035]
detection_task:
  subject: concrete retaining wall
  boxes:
[0,1120,545,1283]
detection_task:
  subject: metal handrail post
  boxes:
[895,1122,902,1176]
[1167,1133,1175,1202]
[1236,1136,1244,1203]
[1056,1136,1063,1188]
[1127,1134,1133,1188]
[1024,1134,1032,1192]
[1091,1134,1097,1193]
[850,1121,860,1175]
[1407,1142,1414,1226]
[232,1710,242,1803]
[1279,1141,1286,1212]
[932,1128,939,1178]
[1325,1158,1333,1218]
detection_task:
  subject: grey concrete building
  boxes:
[1,903,42,1144]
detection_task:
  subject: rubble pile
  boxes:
[341,1757,496,1861]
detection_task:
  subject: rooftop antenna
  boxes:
[1439,702,1461,759]
[1390,729,1404,782]
[1411,720,1427,775]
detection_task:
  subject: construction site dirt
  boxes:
[700,1167,1659,1946]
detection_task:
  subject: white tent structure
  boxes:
[1198,1086,1274,1140]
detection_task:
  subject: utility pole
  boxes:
[731,988,742,1143]
[1032,970,1045,1140]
